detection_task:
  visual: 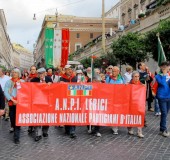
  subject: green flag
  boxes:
[91,55,97,81]
[158,37,166,66]
[45,28,54,68]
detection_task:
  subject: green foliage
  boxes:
[145,20,170,61]
[0,65,7,70]
[80,52,117,69]
[111,32,148,68]
[68,54,74,61]
[138,13,145,18]
[80,58,91,68]
[157,0,170,6]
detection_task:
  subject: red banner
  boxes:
[16,83,146,127]
[61,28,69,67]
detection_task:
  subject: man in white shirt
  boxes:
[0,68,10,120]
[0,68,10,91]
[123,66,133,84]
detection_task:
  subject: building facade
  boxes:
[13,43,34,70]
[72,2,170,73]
[105,1,121,28]
[34,15,118,68]
[120,0,156,26]
[11,48,20,68]
[0,9,13,69]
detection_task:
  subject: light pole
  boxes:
[102,0,106,54]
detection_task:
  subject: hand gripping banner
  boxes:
[16,83,146,127]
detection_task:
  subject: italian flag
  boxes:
[83,90,92,96]
[45,28,70,68]
[69,90,77,96]
[68,90,92,96]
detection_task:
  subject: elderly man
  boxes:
[60,65,77,138]
[86,67,92,79]
[31,68,52,142]
[106,66,124,135]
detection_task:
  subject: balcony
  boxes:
[71,3,170,61]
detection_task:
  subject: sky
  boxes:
[0,0,119,52]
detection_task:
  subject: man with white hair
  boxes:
[0,68,10,91]
[86,67,92,79]
[106,66,124,135]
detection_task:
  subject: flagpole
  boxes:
[89,54,93,132]
[91,54,93,82]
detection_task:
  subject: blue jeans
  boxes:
[158,99,170,132]
[154,98,160,113]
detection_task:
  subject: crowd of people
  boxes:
[0,61,170,144]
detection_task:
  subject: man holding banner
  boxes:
[60,64,77,138]
[31,68,53,142]
[106,66,124,135]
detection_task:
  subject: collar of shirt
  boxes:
[40,77,45,83]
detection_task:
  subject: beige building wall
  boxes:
[105,2,121,28]
[12,49,20,68]
[120,0,154,26]
[35,15,118,67]
[13,44,33,70]
[0,9,13,69]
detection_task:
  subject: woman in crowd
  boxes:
[128,71,144,138]
[4,68,24,144]
[123,66,133,84]
[22,72,29,81]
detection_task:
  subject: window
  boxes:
[122,15,125,25]
[75,43,82,51]
[76,33,80,38]
[90,33,93,39]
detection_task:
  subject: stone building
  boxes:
[34,14,118,68]
[0,9,13,69]
[13,43,33,71]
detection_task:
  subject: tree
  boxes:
[80,52,117,70]
[111,32,148,69]
[80,58,91,68]
[0,65,7,71]
[145,20,170,62]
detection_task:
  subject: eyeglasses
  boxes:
[134,76,139,77]
[108,68,113,69]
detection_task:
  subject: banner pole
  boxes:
[89,55,93,132]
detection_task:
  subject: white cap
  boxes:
[37,68,46,73]
[64,65,72,69]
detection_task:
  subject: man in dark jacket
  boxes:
[31,67,52,141]
[0,85,5,116]
[60,65,77,138]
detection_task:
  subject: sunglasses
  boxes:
[108,68,113,69]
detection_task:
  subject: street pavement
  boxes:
[0,111,170,160]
